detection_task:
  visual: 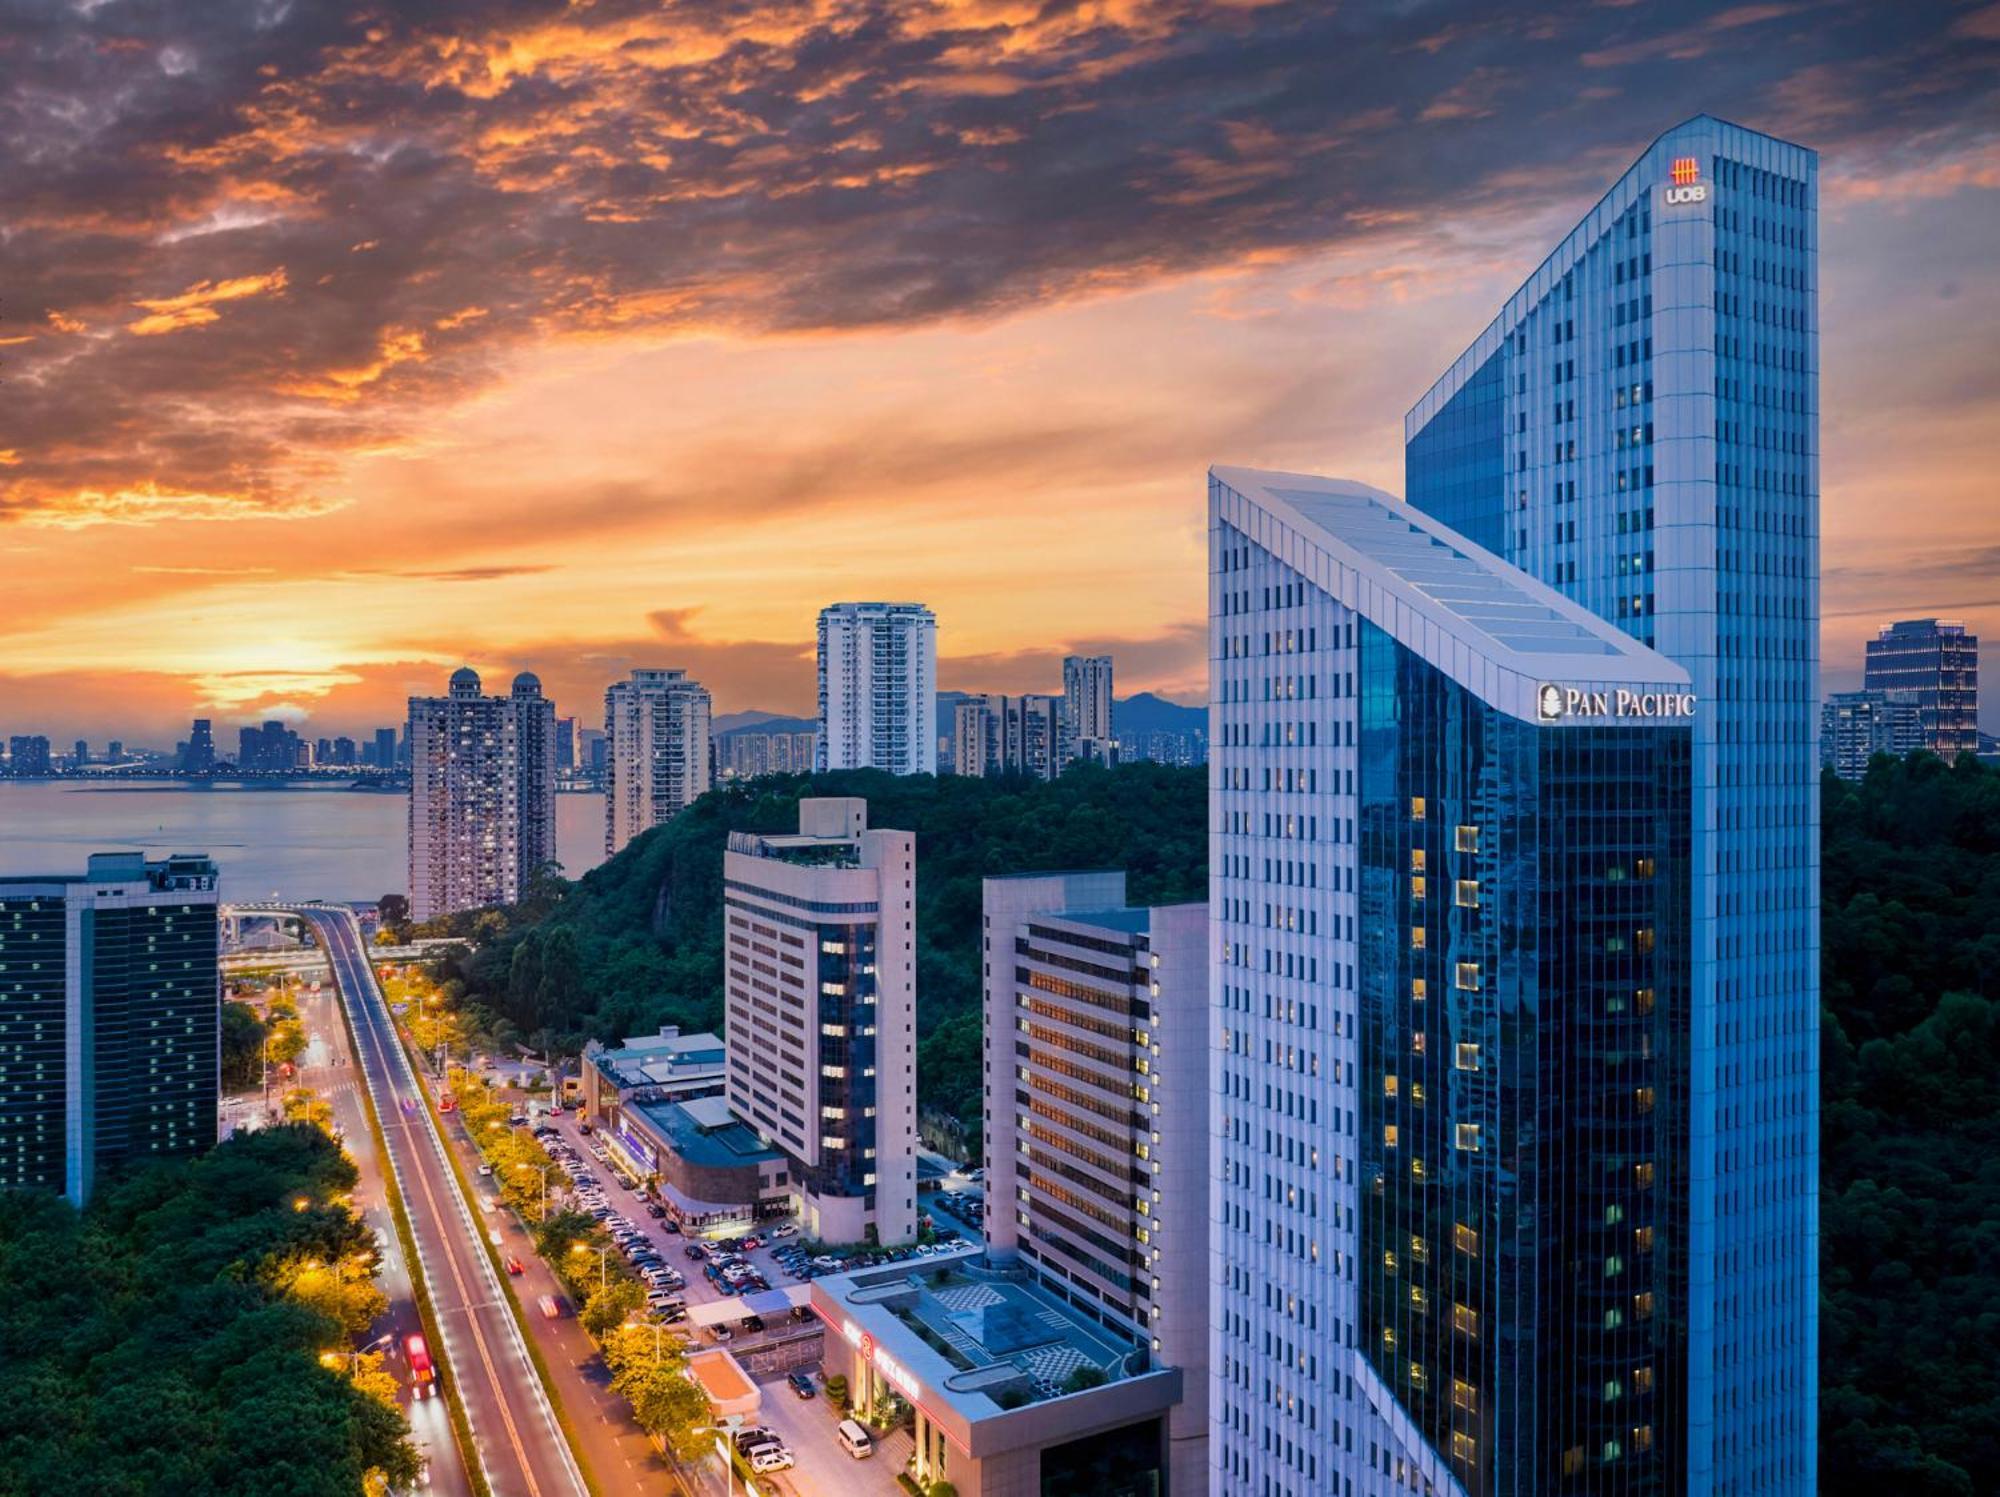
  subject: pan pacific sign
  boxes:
[1538,683,1697,722]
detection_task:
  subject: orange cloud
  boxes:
[8,481,343,530]
[127,268,289,336]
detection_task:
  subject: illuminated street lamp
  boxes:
[572,1240,608,1292]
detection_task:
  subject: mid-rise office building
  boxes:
[1209,468,1697,1497]
[1818,690,1922,781]
[1863,618,1978,762]
[722,797,916,1244]
[982,871,1207,1492]
[0,852,221,1204]
[816,602,937,775]
[604,668,713,856]
[1064,654,1117,763]
[1404,116,1818,1494]
[952,693,1065,780]
[406,667,557,920]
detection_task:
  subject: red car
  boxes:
[505,1256,524,1276]
[406,1334,436,1398]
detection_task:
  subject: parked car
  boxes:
[733,1427,781,1456]
[772,1224,799,1239]
[685,1243,707,1261]
[787,1371,816,1399]
[644,1202,665,1219]
[749,1446,794,1475]
[742,1315,766,1333]
[709,1325,732,1343]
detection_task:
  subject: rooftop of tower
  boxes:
[1210,467,1690,724]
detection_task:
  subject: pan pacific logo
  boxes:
[1537,683,1566,721]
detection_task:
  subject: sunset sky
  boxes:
[3,0,1996,745]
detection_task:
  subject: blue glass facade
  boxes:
[1405,117,1818,1495]
[1358,621,1692,1496]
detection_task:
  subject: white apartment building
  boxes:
[721,797,917,1244]
[406,667,557,920]
[604,668,713,856]
[982,871,1208,1493]
[816,602,937,775]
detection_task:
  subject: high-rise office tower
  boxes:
[72,740,89,767]
[555,714,578,772]
[721,797,916,1244]
[186,719,216,774]
[1404,117,1817,1493]
[1208,468,1696,1497]
[815,602,937,775]
[0,852,221,1204]
[406,667,557,920]
[1819,690,1923,781]
[1863,618,1978,762]
[373,727,398,771]
[982,871,1208,1491]
[1064,654,1116,764]
[7,736,52,777]
[604,669,713,856]
[951,693,1065,780]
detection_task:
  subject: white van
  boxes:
[836,1419,874,1459]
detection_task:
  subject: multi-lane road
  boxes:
[290,905,589,1497]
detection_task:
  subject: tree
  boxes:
[221,1000,269,1089]
[1062,1365,1109,1394]
[579,1278,644,1339]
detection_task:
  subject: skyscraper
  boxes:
[1405,116,1817,1494]
[721,797,916,1244]
[6,736,52,777]
[604,668,713,856]
[555,714,578,773]
[1208,467,1696,1497]
[815,602,937,775]
[185,718,217,774]
[982,871,1208,1491]
[1064,653,1116,763]
[406,667,557,920]
[1819,690,1922,781]
[373,727,399,771]
[0,852,221,1204]
[1863,618,1978,762]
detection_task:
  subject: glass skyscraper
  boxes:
[1209,468,1697,1497]
[1863,618,1978,762]
[1405,116,1818,1494]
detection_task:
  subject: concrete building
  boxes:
[720,728,817,781]
[1819,690,1923,781]
[1404,116,1818,1494]
[406,667,557,920]
[812,1245,1183,1497]
[981,872,1207,1492]
[0,852,221,1204]
[1864,618,1979,763]
[184,719,217,774]
[579,1025,729,1120]
[952,694,1066,781]
[1064,654,1117,764]
[722,797,917,1244]
[372,727,399,771]
[604,668,713,857]
[816,602,937,775]
[6,735,52,777]
[1208,468,1696,1497]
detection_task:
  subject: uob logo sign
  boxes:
[1663,156,1708,206]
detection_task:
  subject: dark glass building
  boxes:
[0,852,221,1203]
[1863,618,1979,762]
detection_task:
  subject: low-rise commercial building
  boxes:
[811,1247,1182,1497]
[579,1025,728,1120]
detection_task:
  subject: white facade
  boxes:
[604,668,713,856]
[406,667,557,920]
[815,602,937,775]
[1206,468,1690,1497]
[722,797,917,1244]
[981,872,1208,1494]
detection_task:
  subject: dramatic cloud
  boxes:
[0,0,1994,738]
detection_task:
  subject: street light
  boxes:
[517,1162,551,1219]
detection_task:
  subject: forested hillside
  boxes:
[419,763,1207,1151]
[1818,754,2000,1497]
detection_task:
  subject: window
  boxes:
[1409,1234,1430,1263]
[1635,1086,1656,1113]
[1453,1303,1479,1338]
[1455,880,1481,908]
[1455,1042,1481,1071]
[1455,962,1482,992]
[1410,849,1427,873]
[1633,1365,1655,1395]
[1454,1222,1479,1257]
[1634,1225,1655,1253]
[1383,1074,1400,1098]
[1411,876,1428,902]
[1634,1161,1656,1189]
[1633,1425,1654,1453]
[1605,1254,1624,1277]
[1634,1291,1655,1319]
[1604,1379,1624,1401]
[1410,797,1427,821]
[1635,926,1656,954]
[1636,986,1656,1014]
[1455,1123,1481,1152]
[1563,1448,1586,1477]
[1411,1032,1427,1056]
[1410,1285,1428,1313]
[1410,978,1428,1002]
[1452,1433,1477,1465]
[1451,1378,1478,1412]
[1603,1441,1624,1463]
[1454,825,1479,853]
[1382,1124,1400,1149]
[1409,1363,1429,1391]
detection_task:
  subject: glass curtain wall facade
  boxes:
[1405,117,1818,1495]
[1357,623,1691,1495]
[1862,619,1979,762]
